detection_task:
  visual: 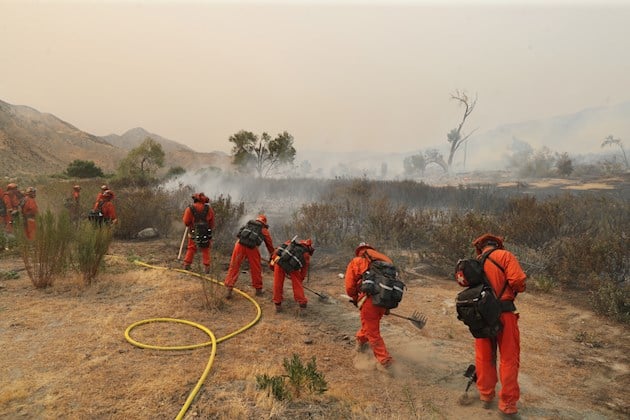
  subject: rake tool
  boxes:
[388,310,427,330]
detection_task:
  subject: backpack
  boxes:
[360,257,406,310]
[88,200,105,225]
[237,220,264,248]
[276,240,308,273]
[455,249,509,338]
[0,196,6,217]
[190,205,212,248]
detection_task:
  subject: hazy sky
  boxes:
[2,0,629,155]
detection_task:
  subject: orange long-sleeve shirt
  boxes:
[480,246,527,301]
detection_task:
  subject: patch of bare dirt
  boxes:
[1,239,628,419]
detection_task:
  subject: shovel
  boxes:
[303,284,330,302]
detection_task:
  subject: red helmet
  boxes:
[256,214,268,224]
[7,183,17,190]
[472,234,504,255]
[355,242,374,256]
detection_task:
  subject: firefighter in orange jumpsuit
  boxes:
[21,187,38,240]
[345,242,394,371]
[94,189,118,225]
[224,214,274,298]
[3,183,23,234]
[271,238,314,313]
[182,193,215,273]
[94,184,111,207]
[67,185,82,223]
[471,233,527,416]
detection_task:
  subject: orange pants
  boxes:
[272,265,307,306]
[183,238,210,267]
[357,297,392,366]
[224,242,264,289]
[475,312,520,414]
[24,218,36,240]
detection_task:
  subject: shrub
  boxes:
[19,210,73,288]
[209,194,246,250]
[74,222,113,285]
[256,354,327,401]
[113,187,176,239]
[499,196,563,249]
[65,159,104,178]
[591,278,630,324]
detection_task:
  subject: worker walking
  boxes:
[345,242,395,373]
[469,234,527,416]
[224,214,274,299]
[271,238,314,313]
[182,193,215,273]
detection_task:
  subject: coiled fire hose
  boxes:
[125,261,262,420]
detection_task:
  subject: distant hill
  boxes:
[0,100,231,178]
[102,127,194,153]
[0,99,123,176]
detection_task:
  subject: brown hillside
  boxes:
[0,100,232,177]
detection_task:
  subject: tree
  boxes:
[425,149,449,172]
[116,137,165,185]
[556,152,573,177]
[446,90,478,171]
[65,159,104,178]
[403,154,427,177]
[229,130,296,177]
[601,135,629,170]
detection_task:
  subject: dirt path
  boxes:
[0,240,628,419]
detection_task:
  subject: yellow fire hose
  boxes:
[125,261,262,420]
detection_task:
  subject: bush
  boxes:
[65,160,104,178]
[209,194,246,250]
[74,222,113,285]
[113,187,176,240]
[256,354,327,401]
[19,210,73,288]
[591,278,630,324]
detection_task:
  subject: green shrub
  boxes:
[209,194,245,250]
[74,222,113,285]
[256,354,327,401]
[20,210,73,288]
[65,159,104,178]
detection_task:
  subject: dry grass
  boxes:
[1,238,629,419]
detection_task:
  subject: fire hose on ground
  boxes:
[125,261,262,420]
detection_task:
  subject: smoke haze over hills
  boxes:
[2,0,629,162]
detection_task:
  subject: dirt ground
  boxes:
[0,237,628,420]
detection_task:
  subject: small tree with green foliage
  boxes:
[228,130,296,177]
[65,159,104,178]
[556,152,573,177]
[601,135,629,170]
[116,137,165,186]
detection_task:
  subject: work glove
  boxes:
[384,309,391,315]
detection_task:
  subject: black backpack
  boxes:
[237,220,265,248]
[455,249,508,338]
[276,240,308,273]
[360,258,406,310]
[87,200,105,225]
[190,205,212,248]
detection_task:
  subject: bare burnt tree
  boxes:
[447,90,478,171]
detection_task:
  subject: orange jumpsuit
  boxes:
[345,247,394,367]
[182,202,215,268]
[3,190,23,233]
[224,225,274,291]
[272,240,312,307]
[21,196,38,240]
[475,245,527,415]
